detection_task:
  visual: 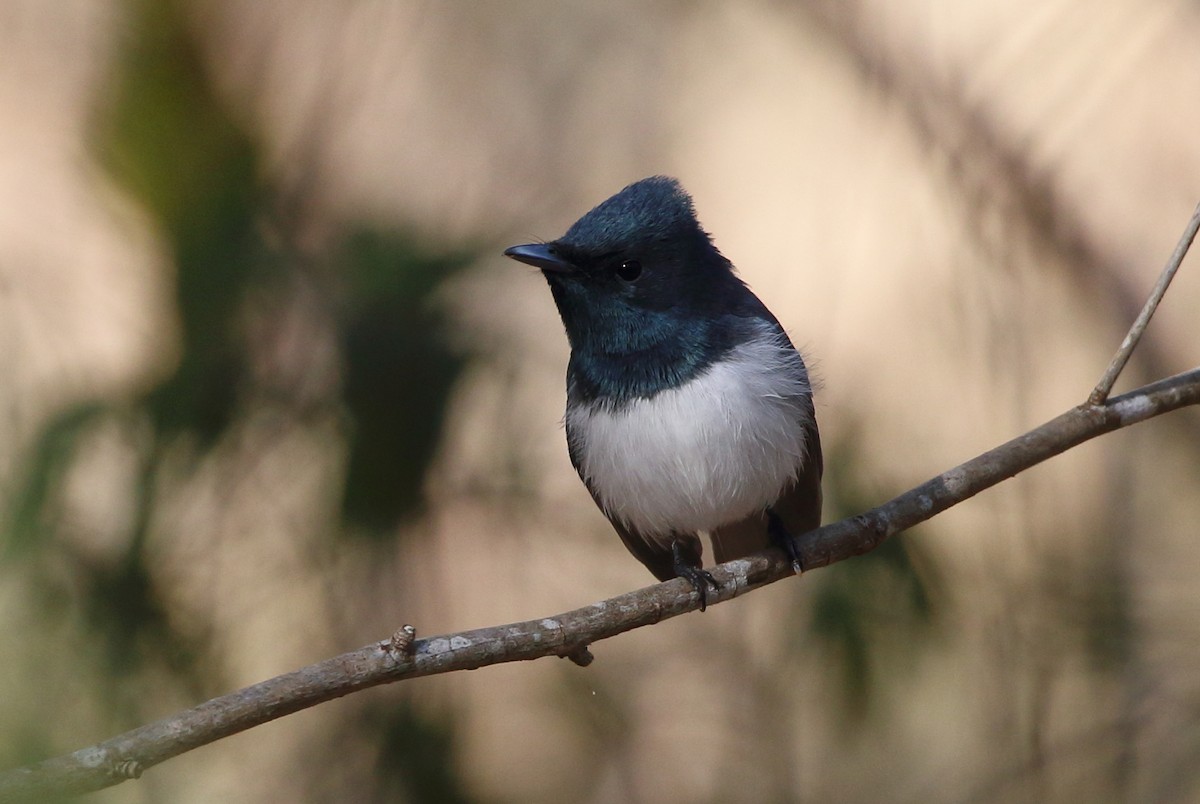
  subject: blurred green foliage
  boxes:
[803,424,944,724]
[339,231,471,532]
[7,0,474,551]
[809,538,940,723]
[2,0,473,792]
[5,403,105,556]
[105,0,260,443]
[365,704,473,804]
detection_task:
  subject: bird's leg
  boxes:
[767,509,805,574]
[671,538,719,612]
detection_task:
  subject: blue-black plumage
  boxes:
[505,176,822,609]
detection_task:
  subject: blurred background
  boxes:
[1,1,1199,801]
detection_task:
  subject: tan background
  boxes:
[1,1,1199,801]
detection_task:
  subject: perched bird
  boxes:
[505,177,822,609]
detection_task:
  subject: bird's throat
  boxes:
[547,274,734,406]
[565,325,727,407]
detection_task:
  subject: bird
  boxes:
[504,176,822,610]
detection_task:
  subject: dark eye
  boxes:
[616,259,642,281]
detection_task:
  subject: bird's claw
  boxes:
[677,564,720,611]
[767,509,805,573]
[671,540,720,611]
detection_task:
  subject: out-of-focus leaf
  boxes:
[3,404,106,555]
[102,0,262,442]
[366,703,472,804]
[338,231,473,533]
[809,538,939,722]
[77,543,199,685]
[800,424,945,723]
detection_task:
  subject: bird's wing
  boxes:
[710,405,823,564]
[565,421,697,582]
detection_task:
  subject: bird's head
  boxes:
[504,176,742,357]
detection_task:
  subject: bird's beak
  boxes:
[503,243,576,274]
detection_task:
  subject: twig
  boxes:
[1,367,1198,801]
[1090,202,1200,404]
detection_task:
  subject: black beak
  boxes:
[503,243,575,274]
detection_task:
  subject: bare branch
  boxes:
[1090,202,1200,404]
[1,366,1197,801]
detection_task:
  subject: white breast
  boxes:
[566,328,814,543]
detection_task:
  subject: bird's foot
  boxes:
[672,540,719,612]
[767,509,805,574]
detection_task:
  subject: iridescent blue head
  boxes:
[505,177,773,404]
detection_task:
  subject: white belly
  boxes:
[566,333,814,541]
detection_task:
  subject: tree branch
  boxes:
[0,368,1196,800]
[3,201,1197,800]
[1090,202,1200,404]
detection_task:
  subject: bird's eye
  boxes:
[616,259,642,282]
